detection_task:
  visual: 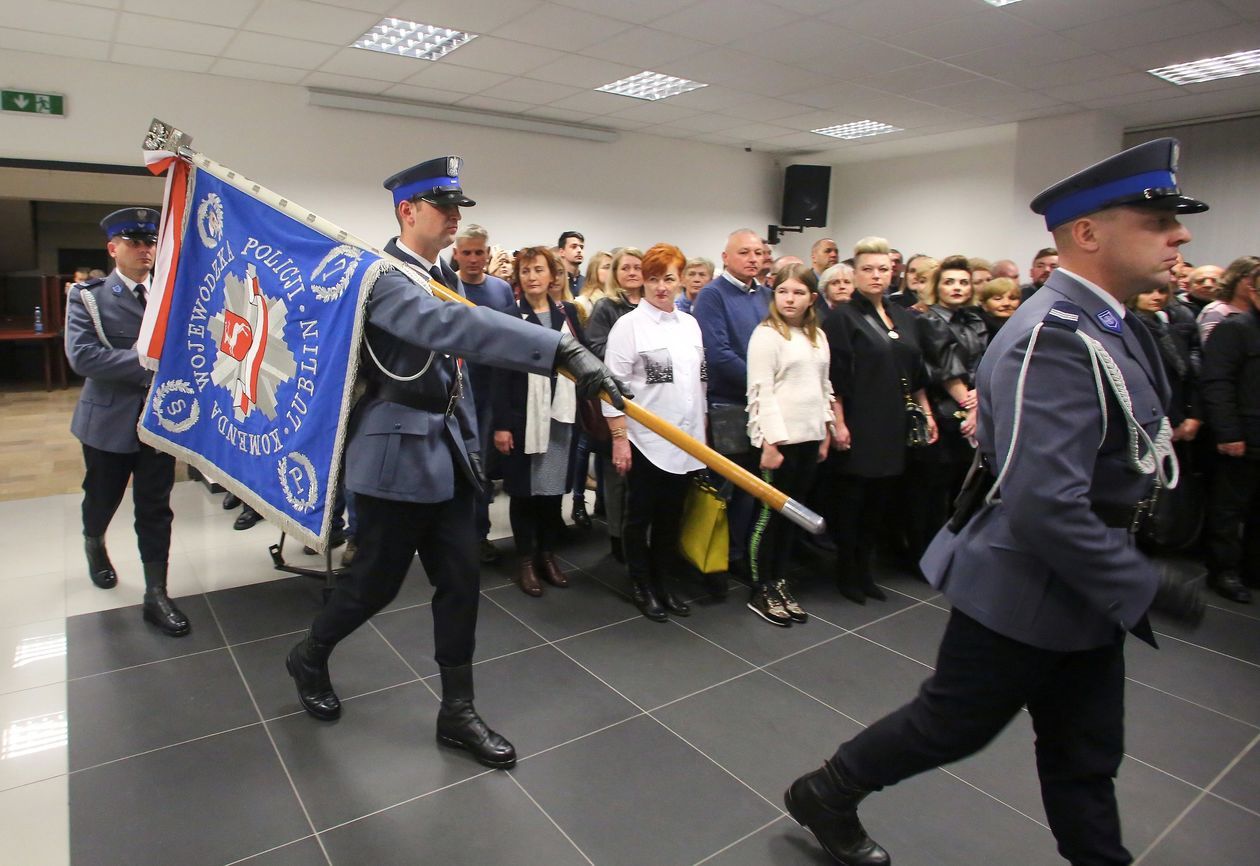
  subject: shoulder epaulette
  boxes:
[1042,300,1083,331]
[74,277,106,290]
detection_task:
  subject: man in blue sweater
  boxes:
[692,228,771,579]
[453,223,517,564]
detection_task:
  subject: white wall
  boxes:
[784,112,1134,271]
[0,50,779,268]
[1124,116,1260,269]
[789,137,1021,266]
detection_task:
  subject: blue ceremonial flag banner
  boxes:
[138,162,385,551]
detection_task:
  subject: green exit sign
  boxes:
[1,89,65,117]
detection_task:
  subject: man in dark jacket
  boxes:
[1200,279,1260,602]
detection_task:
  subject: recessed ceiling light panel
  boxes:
[352,18,477,61]
[811,120,903,140]
[982,0,1024,7]
[1149,48,1260,85]
[596,71,707,101]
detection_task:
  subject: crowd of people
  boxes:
[438,225,1260,624]
[66,173,1255,646]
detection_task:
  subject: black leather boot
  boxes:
[141,562,190,637]
[651,574,690,617]
[631,577,668,621]
[836,568,866,605]
[571,495,591,529]
[286,634,341,720]
[1209,571,1252,604]
[785,761,890,866]
[859,571,887,602]
[84,535,117,589]
[436,664,516,769]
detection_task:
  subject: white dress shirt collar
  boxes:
[1055,266,1125,317]
[395,238,435,272]
[721,270,754,292]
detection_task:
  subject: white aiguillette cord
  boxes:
[985,323,1179,508]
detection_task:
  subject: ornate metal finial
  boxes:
[143,118,193,153]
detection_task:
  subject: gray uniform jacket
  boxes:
[922,270,1170,652]
[344,239,560,503]
[65,271,152,454]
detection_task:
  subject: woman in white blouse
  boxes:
[746,264,842,626]
[603,243,707,621]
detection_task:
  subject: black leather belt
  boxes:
[370,381,457,415]
[1091,497,1157,532]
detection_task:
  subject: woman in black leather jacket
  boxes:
[908,254,990,559]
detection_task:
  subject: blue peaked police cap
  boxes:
[100,207,159,242]
[383,156,476,208]
[1030,138,1208,230]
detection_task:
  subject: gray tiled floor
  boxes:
[64,523,1260,865]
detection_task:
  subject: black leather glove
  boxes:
[1150,571,1205,627]
[554,333,633,410]
[468,451,486,487]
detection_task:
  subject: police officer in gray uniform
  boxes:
[785,139,1208,865]
[65,208,190,637]
[285,157,628,769]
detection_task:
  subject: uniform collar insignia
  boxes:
[1096,308,1123,334]
[112,284,123,294]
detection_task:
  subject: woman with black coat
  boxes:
[492,247,583,597]
[821,237,937,604]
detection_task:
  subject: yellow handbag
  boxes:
[678,479,729,574]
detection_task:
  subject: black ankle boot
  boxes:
[836,569,867,605]
[651,574,689,617]
[286,634,341,720]
[785,761,890,866]
[860,571,887,602]
[141,562,190,637]
[1209,571,1252,604]
[631,578,668,621]
[436,664,516,769]
[571,495,591,529]
[84,535,117,589]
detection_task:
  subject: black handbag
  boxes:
[902,377,932,448]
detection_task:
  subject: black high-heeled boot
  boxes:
[436,664,516,769]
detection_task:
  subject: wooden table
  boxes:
[0,325,67,391]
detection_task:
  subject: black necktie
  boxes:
[429,265,447,289]
[135,284,147,308]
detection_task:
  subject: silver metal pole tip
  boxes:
[781,498,825,535]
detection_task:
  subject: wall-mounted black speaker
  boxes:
[781,164,831,228]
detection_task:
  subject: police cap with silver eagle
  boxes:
[1030,137,1208,230]
[383,156,475,208]
[100,207,159,242]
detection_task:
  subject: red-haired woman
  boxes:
[492,247,583,597]
[602,243,707,621]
